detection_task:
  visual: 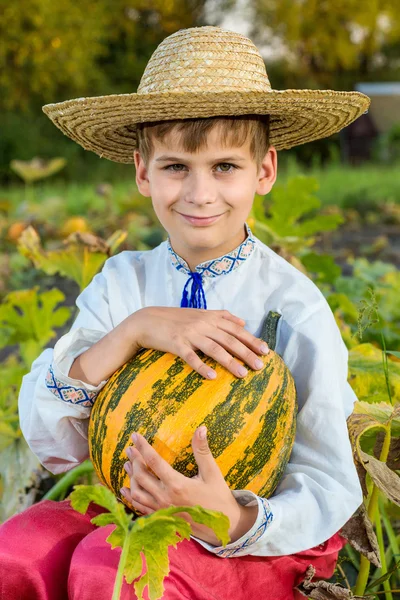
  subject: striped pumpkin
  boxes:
[88,314,297,508]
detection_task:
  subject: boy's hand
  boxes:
[130,307,269,380]
[120,428,258,546]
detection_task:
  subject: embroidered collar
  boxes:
[167,222,256,278]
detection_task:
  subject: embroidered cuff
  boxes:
[45,363,102,407]
[45,327,110,407]
[191,492,274,558]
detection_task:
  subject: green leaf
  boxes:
[0,287,71,364]
[334,276,368,302]
[327,292,359,322]
[387,351,400,359]
[17,226,126,290]
[0,354,25,451]
[250,176,343,255]
[300,252,341,284]
[348,343,400,404]
[70,484,125,519]
[91,512,120,527]
[267,175,343,238]
[70,484,132,551]
[161,505,230,547]
[352,258,396,285]
[127,506,230,599]
[268,175,320,233]
[353,400,400,430]
[10,158,67,184]
[128,516,189,599]
[69,485,230,600]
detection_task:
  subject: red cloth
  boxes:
[0,499,347,600]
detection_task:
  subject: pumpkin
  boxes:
[88,312,297,508]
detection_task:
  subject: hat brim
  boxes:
[42,89,370,164]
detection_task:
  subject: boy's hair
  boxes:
[136,114,271,171]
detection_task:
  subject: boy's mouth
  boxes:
[176,212,225,226]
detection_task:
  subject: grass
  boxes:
[278,157,400,208]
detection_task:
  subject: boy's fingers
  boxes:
[120,487,152,515]
[131,432,178,484]
[192,426,223,483]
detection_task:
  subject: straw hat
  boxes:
[42,26,370,164]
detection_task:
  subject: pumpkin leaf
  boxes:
[159,505,230,547]
[359,449,400,506]
[10,157,66,184]
[0,287,71,366]
[126,506,229,600]
[17,226,127,291]
[300,253,342,285]
[267,176,341,238]
[352,401,400,433]
[249,176,343,254]
[348,344,400,404]
[70,484,132,551]
[69,484,230,600]
[347,409,391,497]
[0,354,25,452]
[70,484,128,522]
[327,293,360,323]
[90,512,121,527]
[339,503,381,568]
[127,515,191,599]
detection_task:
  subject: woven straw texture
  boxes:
[42,26,371,164]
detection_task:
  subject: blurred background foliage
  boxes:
[1,3,400,594]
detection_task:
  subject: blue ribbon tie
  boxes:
[180,272,207,309]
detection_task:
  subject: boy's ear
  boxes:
[134,149,151,197]
[256,146,278,196]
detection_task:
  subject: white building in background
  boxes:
[355,83,400,134]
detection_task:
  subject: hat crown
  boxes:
[137,26,272,95]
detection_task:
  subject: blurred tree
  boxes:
[254,0,400,89]
[98,0,206,94]
[0,0,110,113]
[0,0,206,114]
[213,0,400,91]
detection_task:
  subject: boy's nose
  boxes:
[183,173,218,206]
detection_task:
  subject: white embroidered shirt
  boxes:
[18,224,362,557]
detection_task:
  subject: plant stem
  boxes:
[380,332,393,406]
[41,460,94,501]
[374,494,393,600]
[354,425,391,596]
[379,498,400,587]
[112,526,131,600]
[336,562,351,590]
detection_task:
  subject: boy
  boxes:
[0,25,370,599]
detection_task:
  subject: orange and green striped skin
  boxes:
[88,348,297,509]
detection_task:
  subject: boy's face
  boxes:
[134,124,277,267]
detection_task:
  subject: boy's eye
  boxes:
[164,163,238,173]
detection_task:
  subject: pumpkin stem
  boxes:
[260,311,281,351]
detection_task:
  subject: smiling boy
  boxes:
[133,117,276,270]
[0,25,371,600]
